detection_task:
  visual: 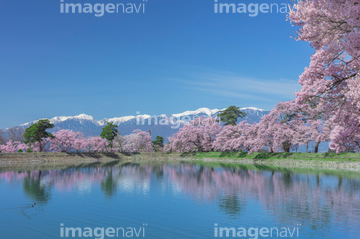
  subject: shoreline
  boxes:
[1,152,360,173]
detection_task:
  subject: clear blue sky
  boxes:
[0,0,314,128]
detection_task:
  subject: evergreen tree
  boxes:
[218,106,246,126]
[152,136,164,152]
[24,119,54,152]
[100,122,118,149]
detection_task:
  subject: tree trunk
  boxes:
[39,139,43,152]
[315,141,320,153]
[316,174,320,188]
[283,141,291,153]
[306,142,309,153]
[338,176,343,189]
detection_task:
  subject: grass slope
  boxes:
[181,151,360,162]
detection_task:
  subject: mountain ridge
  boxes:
[9,107,329,152]
[14,107,270,140]
[20,107,268,127]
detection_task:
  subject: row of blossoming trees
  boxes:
[0,103,330,154]
[1,0,359,154]
[165,101,333,153]
[167,0,360,154]
[0,128,153,153]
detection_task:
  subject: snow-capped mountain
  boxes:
[18,107,270,139]
[21,114,100,127]
[15,107,330,152]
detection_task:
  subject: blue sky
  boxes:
[0,0,314,128]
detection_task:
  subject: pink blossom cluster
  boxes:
[113,129,153,152]
[165,116,222,152]
[0,140,29,153]
[288,0,360,152]
[166,102,333,153]
[47,131,109,153]
[0,129,153,153]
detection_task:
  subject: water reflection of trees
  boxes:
[101,168,117,198]
[165,165,360,232]
[1,164,360,229]
[23,171,51,204]
[218,194,245,218]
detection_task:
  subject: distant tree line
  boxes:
[0,120,164,153]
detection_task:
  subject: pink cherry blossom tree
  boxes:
[252,101,306,153]
[288,0,360,152]
[247,118,275,154]
[166,117,222,152]
[49,129,86,153]
[213,121,252,152]
[115,130,153,152]
[0,141,29,153]
[87,137,109,152]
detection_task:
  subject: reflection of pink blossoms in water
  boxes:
[1,164,360,229]
[0,169,106,192]
[163,164,360,228]
[0,166,153,192]
[0,171,29,183]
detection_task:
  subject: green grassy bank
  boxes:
[1,151,360,172]
[182,151,360,162]
[167,151,360,172]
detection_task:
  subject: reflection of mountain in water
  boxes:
[1,164,360,229]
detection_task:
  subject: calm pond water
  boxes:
[0,162,360,239]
